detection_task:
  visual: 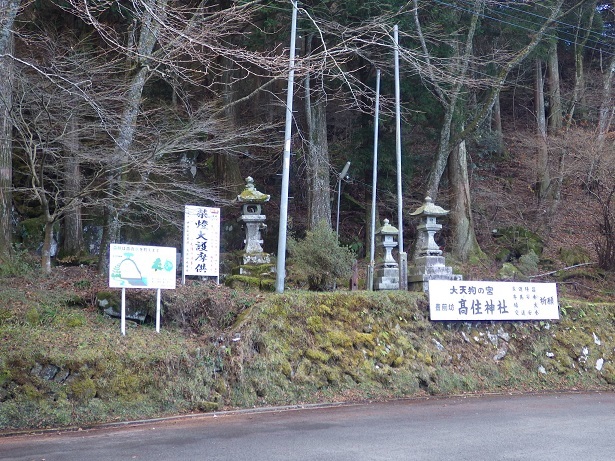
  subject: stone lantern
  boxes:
[237,177,271,268]
[408,197,462,291]
[226,177,276,290]
[374,219,400,290]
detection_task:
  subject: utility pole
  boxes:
[368,69,381,291]
[394,25,408,290]
[275,0,299,294]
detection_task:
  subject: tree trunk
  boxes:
[535,58,550,200]
[41,219,54,275]
[545,39,564,223]
[597,53,615,148]
[585,48,615,190]
[37,171,54,274]
[566,0,596,126]
[448,136,482,262]
[424,0,482,200]
[491,93,504,155]
[0,0,19,264]
[214,55,243,199]
[60,115,85,257]
[547,39,562,132]
[305,78,332,230]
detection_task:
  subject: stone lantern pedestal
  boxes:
[226,177,275,290]
[374,219,400,290]
[408,197,462,292]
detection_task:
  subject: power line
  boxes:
[431,0,615,58]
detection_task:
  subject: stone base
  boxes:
[408,255,462,292]
[241,252,271,271]
[374,264,400,290]
[227,253,276,291]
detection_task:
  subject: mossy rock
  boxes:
[601,363,615,385]
[225,274,275,291]
[194,400,219,412]
[559,246,592,266]
[498,262,523,280]
[68,377,97,402]
[517,250,539,275]
[305,349,330,363]
[493,226,544,261]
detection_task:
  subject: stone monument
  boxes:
[226,177,275,290]
[374,219,400,290]
[237,177,270,266]
[408,197,462,291]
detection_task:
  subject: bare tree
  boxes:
[407,0,564,261]
[547,38,563,132]
[535,58,550,200]
[566,0,597,126]
[43,0,295,272]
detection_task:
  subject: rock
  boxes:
[498,262,521,280]
[494,347,507,361]
[54,369,71,383]
[31,363,61,381]
[97,290,150,323]
[40,364,60,381]
[432,338,445,351]
[497,328,510,342]
[596,358,604,371]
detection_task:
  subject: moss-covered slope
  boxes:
[1,286,614,431]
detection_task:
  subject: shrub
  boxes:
[163,282,254,333]
[287,222,355,291]
[0,246,36,277]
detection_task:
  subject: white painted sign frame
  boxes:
[182,205,221,283]
[428,280,559,321]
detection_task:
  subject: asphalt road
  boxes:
[2,392,614,460]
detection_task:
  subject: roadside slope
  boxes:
[1,284,614,431]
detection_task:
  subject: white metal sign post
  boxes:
[428,280,559,321]
[182,205,221,283]
[109,244,177,335]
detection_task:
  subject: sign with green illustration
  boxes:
[109,244,177,289]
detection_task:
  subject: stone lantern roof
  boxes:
[377,218,398,235]
[237,177,270,203]
[409,196,448,217]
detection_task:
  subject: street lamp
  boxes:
[335,161,351,236]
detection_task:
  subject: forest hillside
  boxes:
[1,0,615,433]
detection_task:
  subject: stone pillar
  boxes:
[239,202,268,267]
[374,219,400,290]
[408,197,462,292]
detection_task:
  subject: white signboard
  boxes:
[429,280,559,321]
[109,244,177,290]
[183,206,221,277]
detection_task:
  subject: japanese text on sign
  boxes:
[428,280,559,321]
[183,205,220,277]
